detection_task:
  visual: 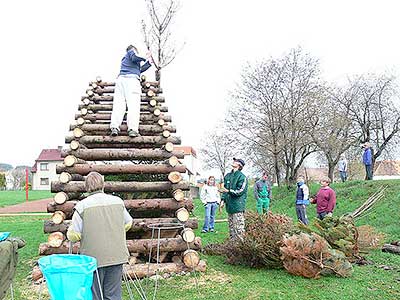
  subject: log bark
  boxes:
[76,113,171,123]
[61,148,184,161]
[43,218,198,234]
[126,236,201,253]
[64,155,86,167]
[124,261,206,279]
[46,198,193,216]
[85,95,165,103]
[39,241,79,255]
[77,104,168,113]
[54,192,83,204]
[57,164,186,175]
[39,237,201,255]
[76,135,181,146]
[382,244,400,255]
[70,124,175,134]
[59,172,85,183]
[43,220,71,233]
[51,181,190,193]
[142,81,160,88]
[47,201,78,216]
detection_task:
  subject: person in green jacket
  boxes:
[220,158,248,240]
[254,172,271,214]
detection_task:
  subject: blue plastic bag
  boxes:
[0,232,11,242]
[38,254,97,300]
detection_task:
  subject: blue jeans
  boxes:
[339,171,347,182]
[202,202,218,231]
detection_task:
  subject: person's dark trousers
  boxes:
[295,204,309,225]
[92,264,123,300]
[317,212,327,220]
[365,165,373,180]
[339,171,347,182]
[202,202,218,231]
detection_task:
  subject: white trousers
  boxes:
[110,74,141,131]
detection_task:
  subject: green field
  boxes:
[0,180,399,299]
[0,190,53,207]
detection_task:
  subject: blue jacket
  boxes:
[295,182,310,205]
[119,50,151,76]
[363,148,372,166]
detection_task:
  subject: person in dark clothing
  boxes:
[220,158,248,240]
[362,142,373,180]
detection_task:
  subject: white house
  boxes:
[174,146,199,185]
[31,147,63,190]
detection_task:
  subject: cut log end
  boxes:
[176,208,189,222]
[82,98,90,105]
[162,130,171,138]
[76,117,85,126]
[173,189,185,202]
[64,155,78,167]
[59,172,72,184]
[81,108,88,116]
[183,250,200,268]
[158,119,165,126]
[149,99,157,107]
[154,108,161,116]
[165,142,174,152]
[51,211,66,225]
[54,192,68,205]
[70,140,80,150]
[48,232,65,248]
[147,90,156,97]
[168,156,180,167]
[73,127,84,138]
[168,171,182,184]
[181,228,196,243]
[96,76,102,83]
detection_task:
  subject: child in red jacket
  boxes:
[310,177,336,220]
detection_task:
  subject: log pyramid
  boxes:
[37,76,205,278]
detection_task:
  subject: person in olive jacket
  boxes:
[220,158,248,240]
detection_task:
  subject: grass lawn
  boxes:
[0,190,53,207]
[0,180,399,299]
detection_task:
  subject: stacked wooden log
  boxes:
[36,75,204,280]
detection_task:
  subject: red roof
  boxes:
[32,148,63,172]
[174,146,197,158]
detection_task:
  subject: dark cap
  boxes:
[233,158,245,167]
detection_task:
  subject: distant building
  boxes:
[174,146,199,185]
[31,147,63,190]
[373,160,400,180]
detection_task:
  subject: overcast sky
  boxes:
[1,0,400,168]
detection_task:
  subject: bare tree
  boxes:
[10,166,31,189]
[229,48,322,185]
[142,0,183,82]
[199,129,236,180]
[310,85,362,181]
[346,74,400,171]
